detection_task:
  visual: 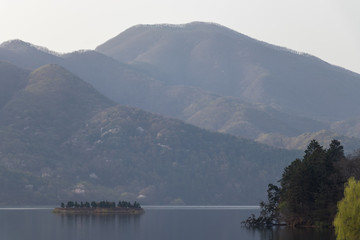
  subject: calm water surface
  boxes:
[0,206,335,240]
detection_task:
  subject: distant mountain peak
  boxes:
[0,39,30,49]
[127,21,246,38]
[28,64,101,93]
[0,39,62,56]
[132,21,225,29]
[31,63,68,74]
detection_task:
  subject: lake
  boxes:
[0,206,335,240]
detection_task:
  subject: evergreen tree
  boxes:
[66,201,74,208]
[244,139,352,227]
[279,140,344,225]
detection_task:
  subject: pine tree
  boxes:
[279,140,344,225]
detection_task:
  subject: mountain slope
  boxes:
[0,63,300,205]
[0,64,114,174]
[0,40,64,69]
[0,64,113,140]
[331,118,360,139]
[67,104,299,204]
[184,96,327,139]
[96,22,360,122]
[0,61,29,109]
[1,24,360,148]
[256,130,360,153]
[0,41,330,140]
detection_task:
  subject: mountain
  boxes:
[0,39,333,142]
[0,62,300,205]
[183,96,327,139]
[96,22,360,122]
[0,40,64,69]
[331,118,360,139]
[1,22,359,205]
[62,51,330,139]
[0,61,29,108]
[0,64,113,142]
[1,22,360,151]
[0,64,114,176]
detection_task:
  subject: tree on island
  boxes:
[66,201,74,208]
[61,200,141,209]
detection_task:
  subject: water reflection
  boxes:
[60,213,141,226]
[0,208,336,240]
[58,213,142,239]
[244,226,336,240]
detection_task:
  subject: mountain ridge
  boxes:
[96,22,360,122]
[1,22,360,152]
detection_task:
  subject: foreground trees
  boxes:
[333,177,360,240]
[242,183,280,227]
[279,139,345,226]
[244,139,358,227]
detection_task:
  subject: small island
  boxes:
[53,200,144,215]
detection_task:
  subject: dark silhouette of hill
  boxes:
[0,62,299,205]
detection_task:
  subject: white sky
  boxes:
[0,0,359,74]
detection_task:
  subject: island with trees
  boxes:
[53,200,144,215]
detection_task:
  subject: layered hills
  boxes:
[1,22,360,204]
[96,22,360,150]
[2,25,360,152]
[0,62,298,205]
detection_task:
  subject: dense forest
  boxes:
[244,139,360,227]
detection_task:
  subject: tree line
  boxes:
[243,139,360,232]
[60,200,141,209]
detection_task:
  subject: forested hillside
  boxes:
[0,62,299,205]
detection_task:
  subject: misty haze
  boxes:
[1,20,359,239]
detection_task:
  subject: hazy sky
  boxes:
[1,0,359,73]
